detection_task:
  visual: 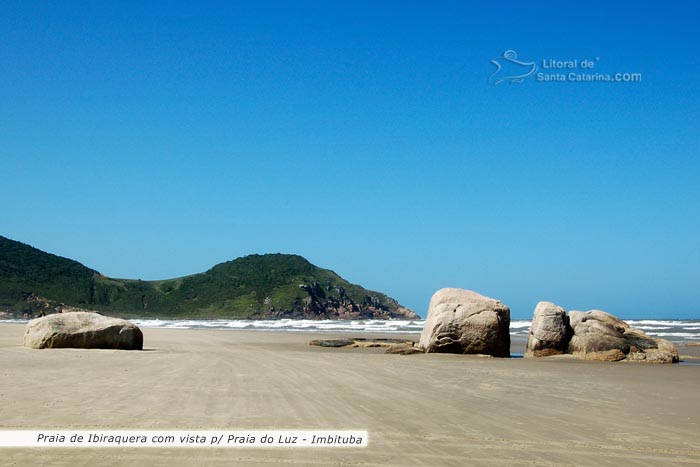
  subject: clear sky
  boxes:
[2,1,699,319]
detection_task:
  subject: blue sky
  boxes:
[2,1,699,319]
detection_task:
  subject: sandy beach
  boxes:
[1,323,700,466]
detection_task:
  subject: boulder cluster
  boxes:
[526,302,678,363]
[419,288,678,363]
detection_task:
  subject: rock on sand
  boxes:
[419,288,510,357]
[525,303,679,363]
[568,310,678,363]
[525,301,570,357]
[23,312,143,350]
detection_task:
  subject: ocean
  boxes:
[129,318,700,345]
[4,318,700,345]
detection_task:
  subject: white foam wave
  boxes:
[627,320,700,327]
[648,332,700,339]
[510,320,532,329]
[5,317,700,342]
[130,318,428,333]
[128,318,539,335]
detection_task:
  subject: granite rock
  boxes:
[23,312,143,350]
[419,288,510,357]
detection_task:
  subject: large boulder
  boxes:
[568,310,678,363]
[525,301,570,357]
[24,312,143,350]
[419,288,510,357]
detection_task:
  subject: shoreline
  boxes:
[2,323,700,466]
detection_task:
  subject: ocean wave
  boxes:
[648,332,700,339]
[0,319,30,324]
[627,320,700,327]
[510,320,532,329]
[4,317,700,342]
[126,318,543,337]
[129,318,429,334]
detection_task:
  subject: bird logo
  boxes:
[489,50,538,85]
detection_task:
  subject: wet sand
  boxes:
[1,323,699,466]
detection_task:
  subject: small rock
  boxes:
[309,339,356,348]
[309,338,416,349]
[385,346,423,355]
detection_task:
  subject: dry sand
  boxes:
[1,323,699,466]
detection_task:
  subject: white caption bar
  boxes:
[0,430,368,448]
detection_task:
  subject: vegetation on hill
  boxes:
[0,236,417,320]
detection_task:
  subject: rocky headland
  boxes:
[0,235,417,320]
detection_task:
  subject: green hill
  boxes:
[0,236,418,320]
